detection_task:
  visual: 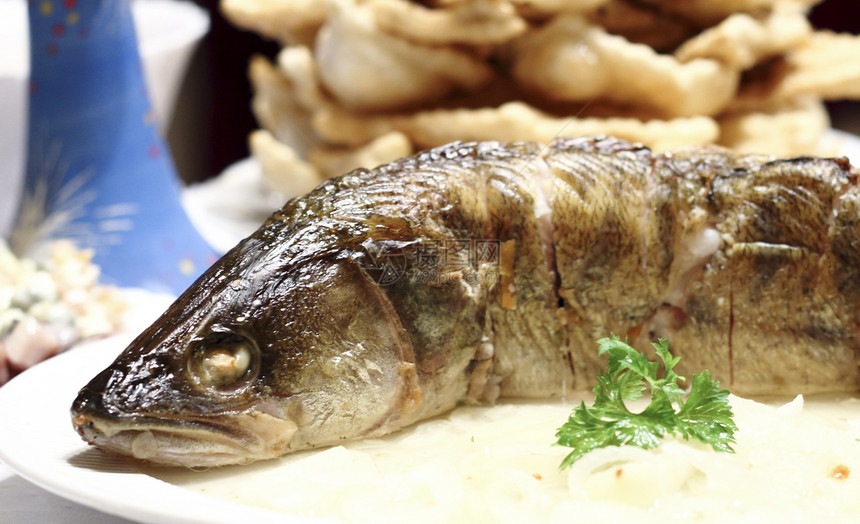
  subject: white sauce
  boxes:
[153,394,860,524]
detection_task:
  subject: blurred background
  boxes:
[168,0,860,185]
[809,0,860,139]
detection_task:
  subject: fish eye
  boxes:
[187,332,260,393]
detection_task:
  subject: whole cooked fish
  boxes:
[71,137,860,467]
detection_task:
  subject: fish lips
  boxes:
[71,382,298,468]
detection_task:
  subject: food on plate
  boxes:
[156,393,860,523]
[509,15,739,118]
[0,240,125,385]
[717,95,830,154]
[731,30,860,110]
[312,101,720,152]
[218,0,326,46]
[672,6,811,68]
[248,130,321,196]
[632,0,820,27]
[555,335,736,469]
[367,0,528,45]
[313,0,495,112]
[72,137,860,467]
[221,0,860,199]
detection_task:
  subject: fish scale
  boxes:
[71,137,860,467]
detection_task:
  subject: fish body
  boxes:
[72,137,860,466]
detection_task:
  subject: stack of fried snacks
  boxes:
[222,0,860,196]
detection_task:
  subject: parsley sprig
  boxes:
[556,334,737,469]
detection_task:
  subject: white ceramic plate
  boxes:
[3,132,860,523]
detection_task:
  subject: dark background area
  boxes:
[167,0,860,184]
[166,0,279,183]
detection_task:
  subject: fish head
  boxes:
[71,241,420,467]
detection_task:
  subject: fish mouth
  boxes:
[71,387,298,468]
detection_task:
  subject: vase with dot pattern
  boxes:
[12,0,218,295]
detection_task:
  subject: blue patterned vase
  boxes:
[12,0,218,295]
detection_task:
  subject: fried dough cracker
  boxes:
[675,8,811,69]
[732,32,860,111]
[509,0,609,17]
[315,0,495,112]
[718,97,829,155]
[249,56,320,158]
[314,101,719,152]
[220,0,325,46]
[636,0,819,26]
[424,0,473,6]
[510,16,739,118]
[250,129,322,197]
[588,0,694,52]
[275,46,329,111]
[227,0,858,182]
[780,32,860,100]
[368,0,527,45]
[310,132,413,179]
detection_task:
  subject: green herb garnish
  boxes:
[556,334,737,469]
